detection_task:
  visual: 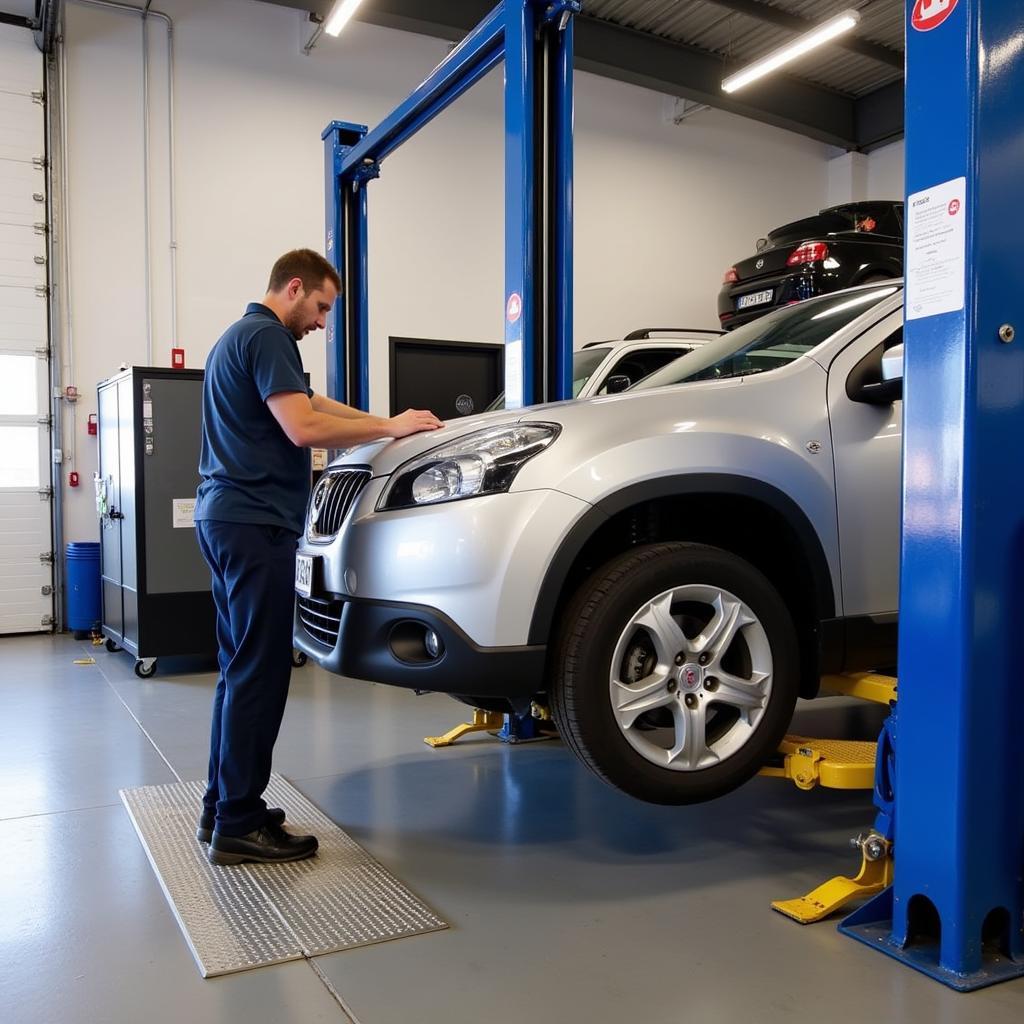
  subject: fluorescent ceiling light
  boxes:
[324,0,366,37]
[722,10,861,93]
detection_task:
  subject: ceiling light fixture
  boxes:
[324,0,366,38]
[721,9,861,93]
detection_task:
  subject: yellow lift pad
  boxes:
[759,736,878,790]
[424,709,505,748]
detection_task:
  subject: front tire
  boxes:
[550,542,799,804]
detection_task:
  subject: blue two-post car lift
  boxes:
[322,0,577,413]
[321,0,1024,992]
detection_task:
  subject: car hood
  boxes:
[329,407,525,477]
[328,380,753,478]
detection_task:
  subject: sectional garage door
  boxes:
[0,23,54,634]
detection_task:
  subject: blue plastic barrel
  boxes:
[66,542,102,632]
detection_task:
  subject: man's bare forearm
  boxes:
[310,392,374,420]
[303,410,394,448]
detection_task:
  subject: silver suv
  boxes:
[294,283,904,804]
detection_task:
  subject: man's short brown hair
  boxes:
[267,248,342,295]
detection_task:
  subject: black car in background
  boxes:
[717,201,903,330]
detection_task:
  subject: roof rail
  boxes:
[622,327,725,341]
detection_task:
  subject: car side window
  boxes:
[596,348,691,394]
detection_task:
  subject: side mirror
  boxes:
[605,374,631,394]
[851,342,903,405]
[881,342,903,384]
[755,237,769,252]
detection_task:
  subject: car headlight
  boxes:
[378,423,560,511]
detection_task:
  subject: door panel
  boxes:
[98,383,122,639]
[826,310,903,617]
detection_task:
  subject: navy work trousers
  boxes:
[195,519,298,837]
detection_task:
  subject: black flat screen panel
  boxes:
[389,338,503,419]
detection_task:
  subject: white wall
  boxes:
[60,0,833,542]
[866,139,905,200]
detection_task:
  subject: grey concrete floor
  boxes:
[2,633,1022,1024]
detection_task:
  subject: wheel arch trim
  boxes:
[527,474,836,645]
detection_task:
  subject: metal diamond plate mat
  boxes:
[121,774,448,977]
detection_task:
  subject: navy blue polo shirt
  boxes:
[194,303,312,535]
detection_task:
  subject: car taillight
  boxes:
[787,241,829,266]
[723,267,738,284]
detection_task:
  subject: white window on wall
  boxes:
[0,23,54,634]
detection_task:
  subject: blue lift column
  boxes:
[841,0,1024,991]
[322,120,370,409]
[504,1,578,409]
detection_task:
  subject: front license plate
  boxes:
[295,554,314,598]
[736,288,773,310]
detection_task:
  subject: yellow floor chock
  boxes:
[772,833,893,924]
[424,709,505,748]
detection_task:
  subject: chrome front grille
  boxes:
[307,468,371,541]
[297,596,343,649]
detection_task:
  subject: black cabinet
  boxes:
[97,367,215,675]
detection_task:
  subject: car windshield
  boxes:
[571,346,611,396]
[485,346,612,411]
[633,285,899,391]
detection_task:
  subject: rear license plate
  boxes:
[295,554,314,598]
[736,288,773,310]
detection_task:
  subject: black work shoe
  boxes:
[196,806,286,844]
[208,822,319,866]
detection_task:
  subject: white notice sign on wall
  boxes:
[505,339,524,410]
[172,498,196,529]
[905,176,966,321]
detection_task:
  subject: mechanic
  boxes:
[194,248,443,866]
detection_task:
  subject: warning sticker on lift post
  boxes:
[905,176,966,321]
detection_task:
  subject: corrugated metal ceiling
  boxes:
[583,0,904,98]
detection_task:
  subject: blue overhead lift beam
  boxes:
[840,0,1024,991]
[322,0,578,412]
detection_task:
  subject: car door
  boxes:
[824,310,903,625]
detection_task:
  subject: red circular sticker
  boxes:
[912,0,957,32]
[506,292,522,324]
[948,198,961,216]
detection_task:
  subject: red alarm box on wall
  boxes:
[171,348,185,369]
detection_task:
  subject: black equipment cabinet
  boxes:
[97,367,215,677]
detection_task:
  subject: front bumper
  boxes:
[292,595,546,697]
[292,479,592,696]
